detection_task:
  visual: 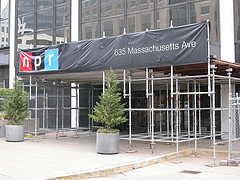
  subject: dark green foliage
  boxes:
[0,88,13,111]
[2,79,29,125]
[89,69,128,132]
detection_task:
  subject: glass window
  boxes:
[170,5,187,27]
[81,21,98,40]
[56,0,69,5]
[17,33,34,49]
[56,5,70,27]
[37,9,53,31]
[36,30,53,47]
[101,16,124,37]
[190,0,218,42]
[169,0,186,5]
[127,16,135,33]
[1,26,4,32]
[235,0,240,41]
[201,6,210,15]
[37,0,53,10]
[56,27,70,44]
[18,0,34,15]
[127,0,154,13]
[18,14,34,34]
[128,11,154,33]
[82,0,98,22]
[102,20,113,37]
[101,0,123,17]
[1,0,9,19]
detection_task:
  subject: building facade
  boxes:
[0,0,239,135]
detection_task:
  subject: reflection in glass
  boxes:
[82,0,97,21]
[0,19,8,47]
[81,21,98,40]
[170,5,187,27]
[18,14,34,34]
[56,27,70,44]
[190,0,218,42]
[17,33,34,49]
[101,16,124,36]
[127,0,154,13]
[37,0,53,10]
[101,0,123,17]
[56,0,69,5]
[169,0,186,5]
[37,9,53,31]
[1,0,9,19]
[37,30,53,47]
[236,0,240,41]
[56,5,70,27]
[128,11,153,33]
[18,0,34,15]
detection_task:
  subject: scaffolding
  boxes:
[17,20,240,166]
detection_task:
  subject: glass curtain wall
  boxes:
[235,0,240,63]
[17,0,70,49]
[0,0,9,47]
[80,0,219,42]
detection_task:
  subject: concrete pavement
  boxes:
[0,131,237,180]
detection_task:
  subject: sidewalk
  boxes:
[0,131,230,180]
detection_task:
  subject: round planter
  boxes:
[6,125,24,142]
[96,132,119,154]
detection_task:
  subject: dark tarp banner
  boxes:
[17,22,208,76]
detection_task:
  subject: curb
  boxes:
[50,148,228,179]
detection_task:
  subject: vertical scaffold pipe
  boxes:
[207,19,211,96]
[176,76,179,162]
[199,82,201,136]
[43,85,46,130]
[76,84,79,130]
[151,70,154,145]
[187,81,190,146]
[194,79,197,155]
[212,66,217,166]
[35,80,38,137]
[129,74,132,149]
[46,93,49,129]
[123,70,126,98]
[166,84,169,137]
[179,82,181,135]
[56,86,59,133]
[159,85,162,135]
[171,66,174,141]
[62,87,64,130]
[227,68,232,162]
[146,68,149,98]
[103,72,105,94]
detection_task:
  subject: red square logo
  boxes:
[20,53,32,72]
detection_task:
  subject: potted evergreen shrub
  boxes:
[2,79,29,142]
[89,69,128,154]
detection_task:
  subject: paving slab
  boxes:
[0,131,230,180]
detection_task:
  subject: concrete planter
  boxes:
[6,125,24,142]
[96,132,119,154]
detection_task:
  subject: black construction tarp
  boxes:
[17,22,208,76]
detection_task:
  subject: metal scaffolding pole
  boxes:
[62,87,64,130]
[187,81,190,140]
[56,86,59,139]
[151,70,155,147]
[199,82,201,135]
[34,80,38,137]
[166,83,169,137]
[171,66,174,141]
[159,85,162,134]
[194,79,197,155]
[176,76,179,162]
[227,68,232,162]
[212,65,217,166]
[179,82,181,135]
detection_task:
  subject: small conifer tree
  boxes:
[2,79,29,125]
[89,69,128,133]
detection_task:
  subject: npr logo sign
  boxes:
[20,49,58,72]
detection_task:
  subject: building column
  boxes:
[219,0,235,62]
[9,0,16,88]
[71,0,79,127]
